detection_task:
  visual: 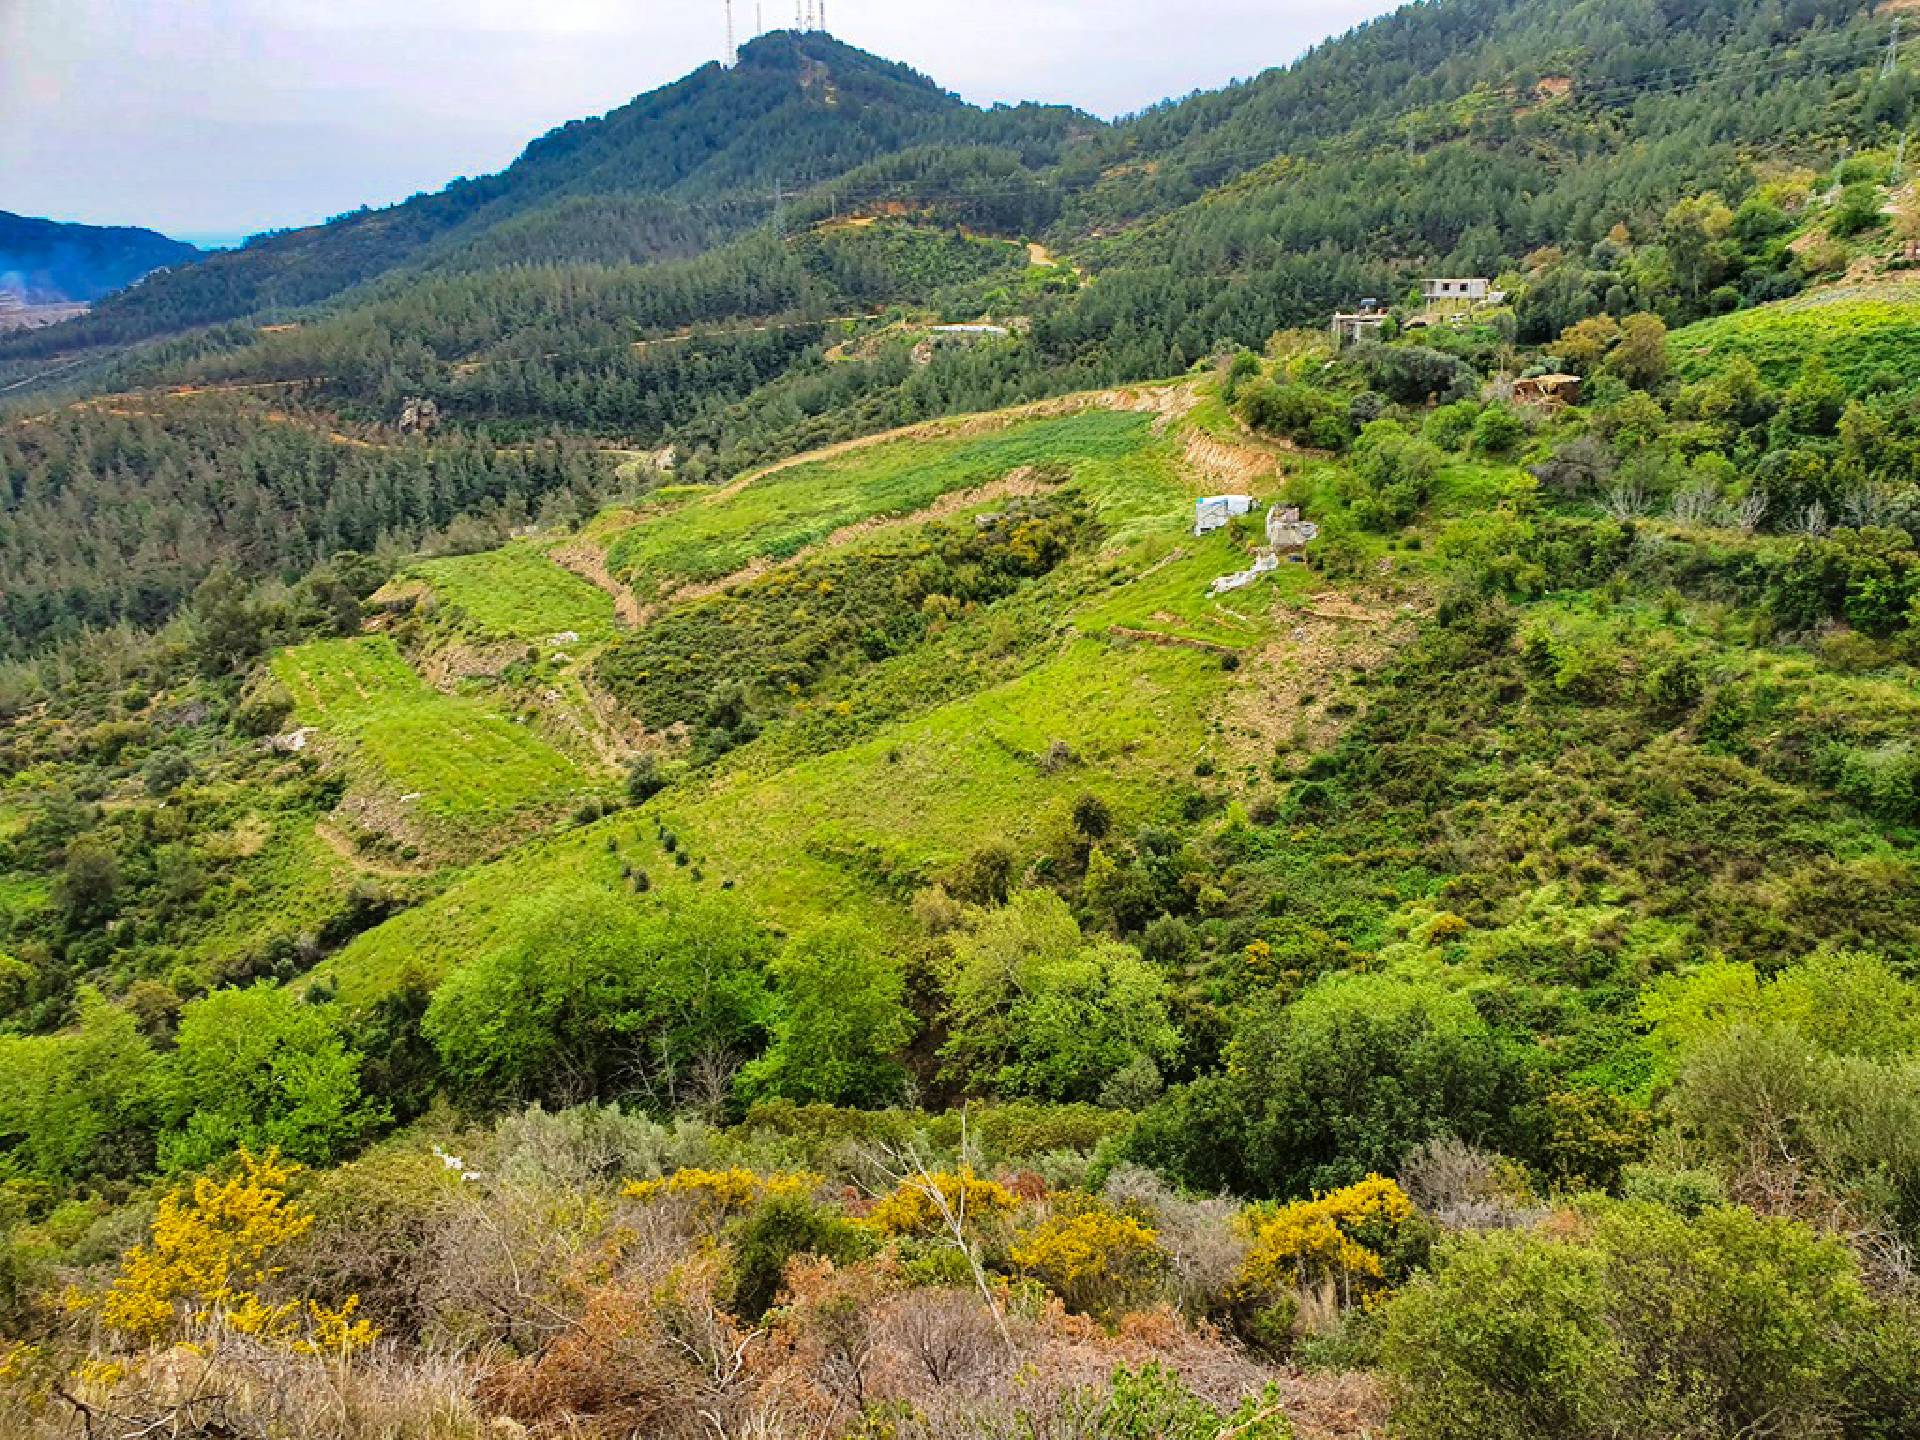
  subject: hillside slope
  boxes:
[7,3,1920,1428]
[6,251,1920,1433]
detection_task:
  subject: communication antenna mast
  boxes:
[818,0,826,31]
[724,0,735,61]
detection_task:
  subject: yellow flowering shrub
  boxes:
[620,1167,820,1218]
[863,1169,1020,1237]
[1012,1206,1165,1317]
[80,1149,375,1355]
[1241,1174,1413,1300]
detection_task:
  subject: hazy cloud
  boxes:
[0,0,1391,239]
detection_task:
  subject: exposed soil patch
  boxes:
[413,641,522,691]
[1107,625,1238,656]
[314,820,433,879]
[1219,587,1424,771]
[1182,429,1279,493]
[550,539,646,627]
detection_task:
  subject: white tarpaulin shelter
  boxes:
[1194,494,1254,536]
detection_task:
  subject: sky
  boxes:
[0,0,1395,243]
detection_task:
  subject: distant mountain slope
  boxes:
[0,211,200,303]
[10,32,1093,354]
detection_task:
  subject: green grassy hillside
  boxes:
[1671,277,1920,386]
[317,384,1319,998]
[270,635,604,856]
[10,269,1920,1439]
[407,545,618,644]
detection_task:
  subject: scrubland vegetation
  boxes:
[9,0,1920,1432]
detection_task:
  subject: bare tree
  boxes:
[1723,489,1769,535]
[1839,482,1920,531]
[1601,479,1652,520]
[885,1288,1004,1388]
[859,1118,1016,1358]
[1670,483,1720,527]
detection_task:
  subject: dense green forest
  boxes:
[8,0,1920,1434]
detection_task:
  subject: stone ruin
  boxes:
[1266,505,1319,553]
[1207,504,1319,596]
[397,397,441,436]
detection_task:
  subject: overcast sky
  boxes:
[1,0,1395,243]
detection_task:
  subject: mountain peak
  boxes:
[731,29,947,95]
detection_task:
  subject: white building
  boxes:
[1421,277,1493,303]
[1194,494,1254,536]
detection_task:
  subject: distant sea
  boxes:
[171,232,251,252]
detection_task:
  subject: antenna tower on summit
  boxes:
[724,0,735,62]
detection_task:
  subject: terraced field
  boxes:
[318,627,1228,1001]
[604,408,1164,599]
[409,543,618,644]
[271,636,596,819]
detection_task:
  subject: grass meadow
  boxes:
[271,636,594,820]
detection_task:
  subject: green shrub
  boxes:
[938,890,1180,1103]
[1061,1364,1295,1440]
[1470,403,1527,455]
[424,886,770,1109]
[1348,420,1443,531]
[1211,971,1527,1197]
[1423,401,1480,451]
[1382,1203,1882,1440]
[1618,1163,1727,1216]
[726,1191,869,1321]
[1383,1228,1621,1440]
[161,984,383,1172]
[1240,380,1352,450]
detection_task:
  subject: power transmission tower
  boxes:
[1886,17,1902,78]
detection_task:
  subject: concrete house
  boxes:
[1421,277,1494,304]
[1266,505,1320,553]
[1330,299,1389,346]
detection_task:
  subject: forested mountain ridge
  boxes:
[6,0,1899,369]
[0,212,199,304]
[0,33,1095,357]
[9,0,1920,1429]
[5,0,1908,657]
